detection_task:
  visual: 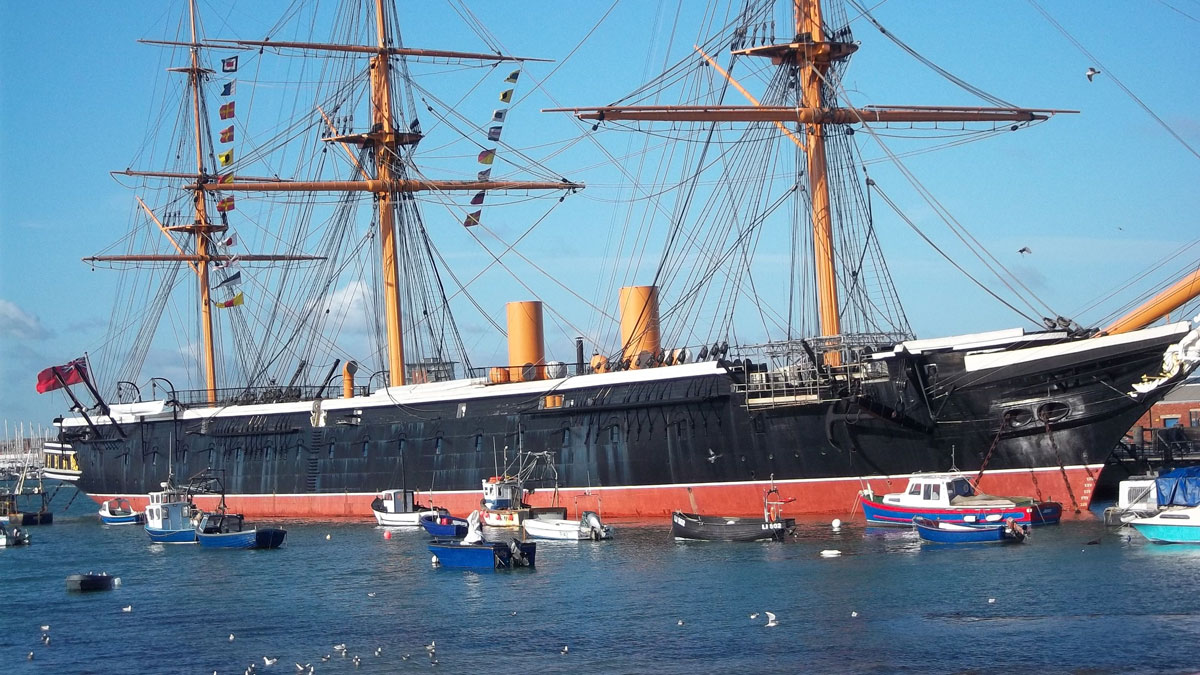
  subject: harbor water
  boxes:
[4,487,1200,673]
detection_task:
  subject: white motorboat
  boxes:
[371,489,446,527]
[522,511,612,541]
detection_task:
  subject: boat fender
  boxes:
[431,555,440,567]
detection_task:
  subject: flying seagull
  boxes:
[707,449,722,464]
[1086,67,1101,81]
[764,611,778,627]
[1017,246,1032,255]
[263,657,277,666]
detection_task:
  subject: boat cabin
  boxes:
[881,474,1008,509]
[198,513,245,535]
[101,498,137,517]
[372,489,421,515]
[145,488,196,531]
[482,477,524,510]
[1117,477,1158,512]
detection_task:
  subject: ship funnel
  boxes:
[506,301,545,382]
[343,360,358,399]
[619,285,661,369]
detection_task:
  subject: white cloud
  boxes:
[0,299,47,339]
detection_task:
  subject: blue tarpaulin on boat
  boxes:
[1156,467,1200,507]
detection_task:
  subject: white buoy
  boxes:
[820,549,842,557]
[831,518,842,529]
[326,533,331,540]
[851,611,858,618]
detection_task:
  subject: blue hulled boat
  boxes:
[196,512,286,549]
[99,498,145,525]
[428,510,535,569]
[912,516,1027,544]
[1129,468,1200,544]
[860,474,1060,527]
[420,513,470,538]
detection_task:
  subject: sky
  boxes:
[1,0,1198,431]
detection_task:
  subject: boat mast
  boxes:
[189,0,219,403]
[795,1,839,353]
[372,0,406,387]
[547,0,1067,363]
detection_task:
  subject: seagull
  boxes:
[707,449,722,463]
[677,619,684,626]
[229,633,236,642]
[1017,246,1032,255]
[1086,67,1101,82]
[122,605,133,612]
[293,664,307,673]
[374,647,382,657]
[352,655,362,668]
[334,643,347,652]
[425,640,436,652]
[28,652,34,661]
[40,625,50,631]
[402,654,410,661]
[851,611,858,618]
[41,635,50,645]
[367,592,377,598]
[561,646,569,655]
[988,598,996,604]
[263,657,277,666]
[749,613,759,620]
[321,654,331,662]
[764,611,778,627]
[510,611,517,616]
[325,533,331,540]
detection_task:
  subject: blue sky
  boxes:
[1,1,1198,430]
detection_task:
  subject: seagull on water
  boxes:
[352,654,362,668]
[988,598,996,604]
[561,645,569,654]
[677,619,685,626]
[851,611,858,618]
[1086,67,1101,81]
[41,635,50,645]
[367,592,377,598]
[28,652,34,660]
[425,640,436,652]
[749,613,759,620]
[122,605,133,612]
[374,647,382,657]
[39,625,50,631]
[321,654,331,662]
[334,643,347,652]
[1017,246,1032,255]
[402,654,410,661]
[263,656,277,666]
[229,633,236,642]
[764,611,778,627]
[293,663,309,672]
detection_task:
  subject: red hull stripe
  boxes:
[86,464,1102,520]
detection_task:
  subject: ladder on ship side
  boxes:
[306,429,323,493]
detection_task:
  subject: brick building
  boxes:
[1134,381,1200,429]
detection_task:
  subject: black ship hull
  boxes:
[57,323,1198,518]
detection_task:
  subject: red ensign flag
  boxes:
[35,357,88,394]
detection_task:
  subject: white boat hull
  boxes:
[373,509,443,527]
[522,516,613,540]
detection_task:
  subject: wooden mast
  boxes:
[372,0,406,387]
[795,0,839,359]
[189,0,219,403]
[547,0,1071,365]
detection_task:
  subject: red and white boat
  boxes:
[859,474,1062,527]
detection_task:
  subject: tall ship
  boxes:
[46,0,1200,518]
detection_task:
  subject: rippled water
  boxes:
[4,487,1200,674]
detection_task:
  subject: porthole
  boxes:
[1037,402,1070,423]
[1006,409,1033,428]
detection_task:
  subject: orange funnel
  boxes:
[506,301,545,381]
[619,285,661,369]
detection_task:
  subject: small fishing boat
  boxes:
[428,511,536,570]
[0,521,30,547]
[912,516,1027,544]
[1128,467,1200,543]
[99,498,145,525]
[144,483,199,544]
[480,474,530,527]
[0,489,53,526]
[859,474,1061,527]
[419,513,470,538]
[371,489,446,527]
[65,573,120,592]
[522,510,613,541]
[196,512,287,549]
[671,483,795,542]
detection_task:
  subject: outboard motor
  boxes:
[582,511,605,540]
[370,496,384,512]
[508,539,529,566]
